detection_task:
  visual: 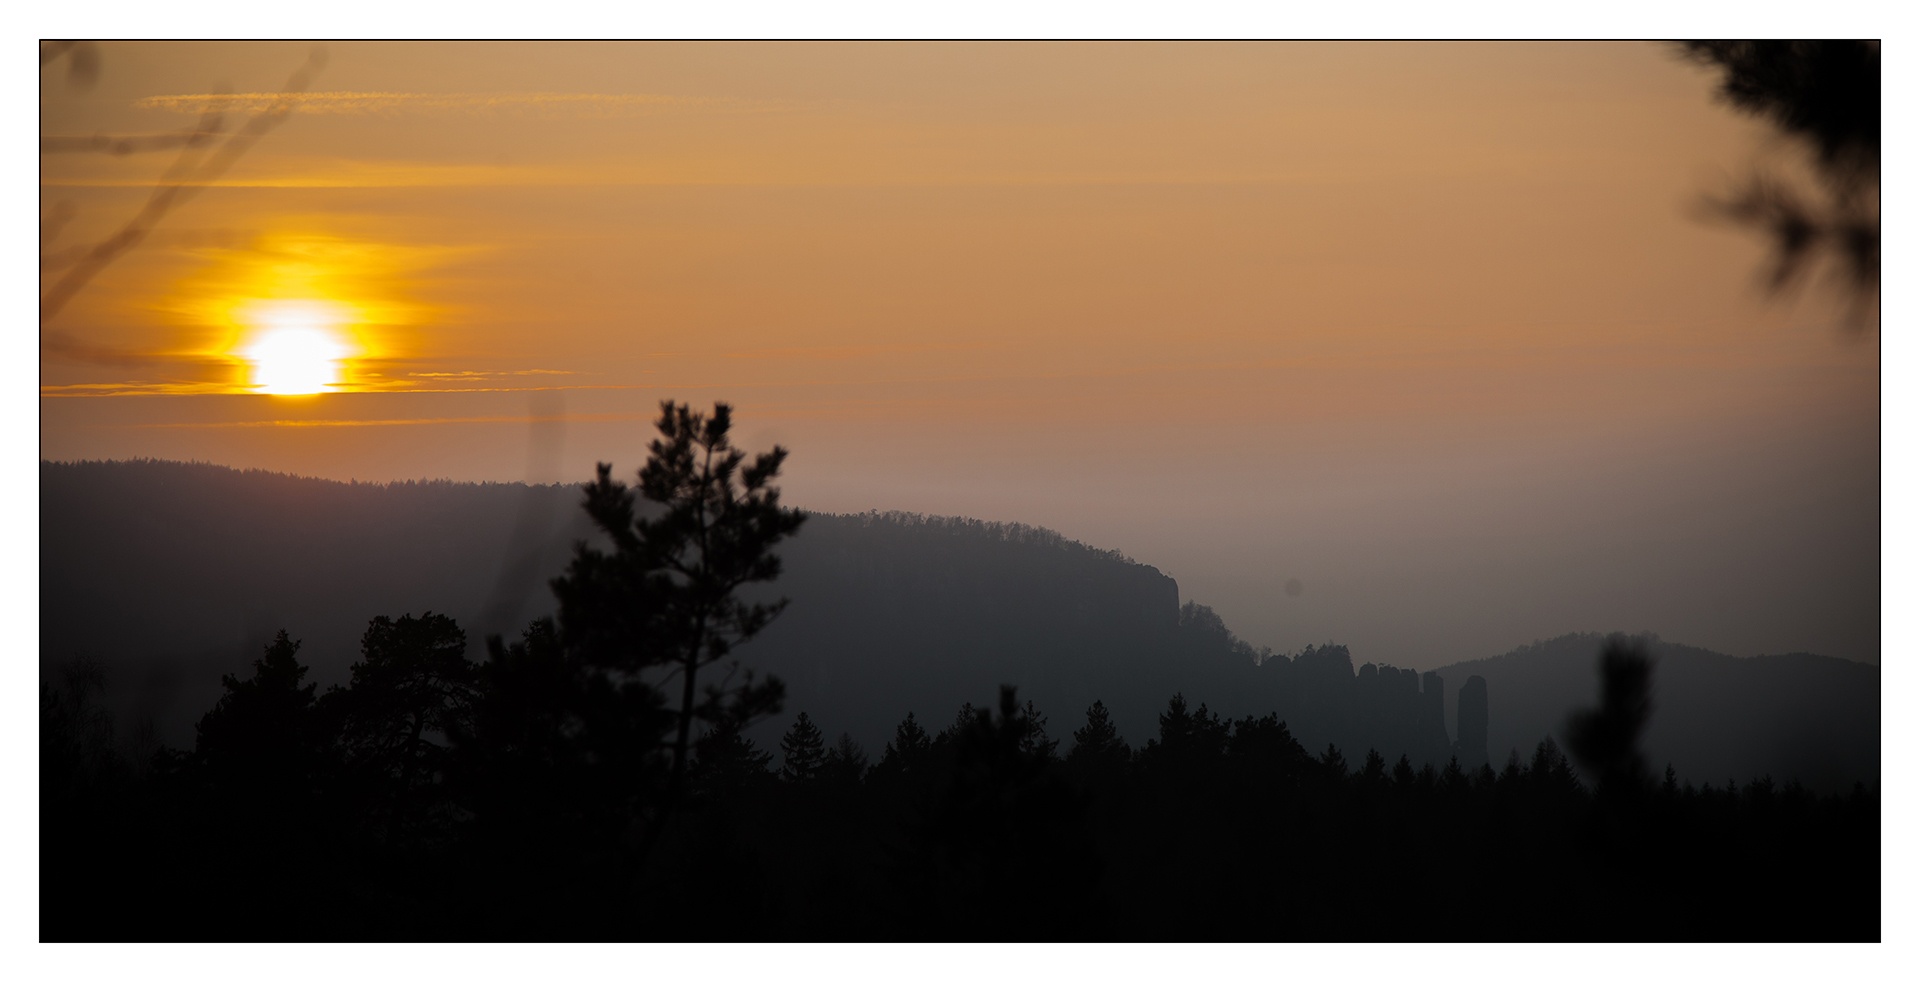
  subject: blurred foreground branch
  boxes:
[1680,40,1878,326]
[39,46,328,324]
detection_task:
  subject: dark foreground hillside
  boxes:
[43,459,1879,790]
[45,655,1878,940]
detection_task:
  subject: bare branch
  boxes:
[40,47,327,324]
[42,127,227,156]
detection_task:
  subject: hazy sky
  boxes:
[39,41,1879,667]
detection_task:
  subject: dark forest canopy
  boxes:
[43,623,1878,940]
[42,458,1877,792]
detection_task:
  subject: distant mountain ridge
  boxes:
[41,459,1878,791]
[1430,634,1878,794]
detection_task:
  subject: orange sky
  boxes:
[39,41,1879,667]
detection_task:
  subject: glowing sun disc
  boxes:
[246,323,347,395]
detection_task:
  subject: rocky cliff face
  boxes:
[741,510,1202,753]
[1241,647,1456,770]
[1455,675,1490,771]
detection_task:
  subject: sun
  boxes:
[238,300,353,395]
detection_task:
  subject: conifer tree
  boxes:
[329,612,478,800]
[1474,762,1499,790]
[780,712,826,782]
[876,711,932,779]
[194,630,320,786]
[923,686,1098,932]
[941,703,982,743]
[1319,744,1349,781]
[1016,700,1059,762]
[1360,747,1387,783]
[1067,700,1130,771]
[549,400,802,837]
[1154,693,1193,752]
[1526,737,1585,796]
[1416,762,1438,792]
[823,733,869,784]
[692,717,776,793]
[1501,748,1525,784]
[1393,755,1416,787]
[1680,41,1879,315]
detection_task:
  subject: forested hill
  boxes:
[39,459,1254,754]
[42,459,1878,790]
[41,459,592,746]
[1430,635,1878,795]
[740,509,1219,756]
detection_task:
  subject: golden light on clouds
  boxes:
[145,231,477,394]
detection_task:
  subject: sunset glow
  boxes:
[38,41,1878,669]
[30,34,1887,948]
[239,300,351,395]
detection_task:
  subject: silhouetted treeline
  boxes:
[41,459,1880,792]
[43,619,1877,939]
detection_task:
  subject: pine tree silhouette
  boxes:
[918,686,1100,936]
[1392,754,1416,788]
[939,702,983,745]
[1066,700,1131,776]
[551,401,801,810]
[693,716,776,793]
[1360,747,1387,784]
[1225,713,1308,773]
[780,712,826,782]
[823,733,869,785]
[1015,699,1058,762]
[194,630,321,788]
[327,612,479,816]
[1527,737,1585,796]
[1320,744,1348,780]
[875,711,932,781]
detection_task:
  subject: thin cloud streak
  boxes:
[47,335,1777,400]
[31,356,1372,401]
[41,381,240,397]
[722,343,988,360]
[404,369,585,378]
[40,169,1336,190]
[133,91,804,118]
[131,412,654,429]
